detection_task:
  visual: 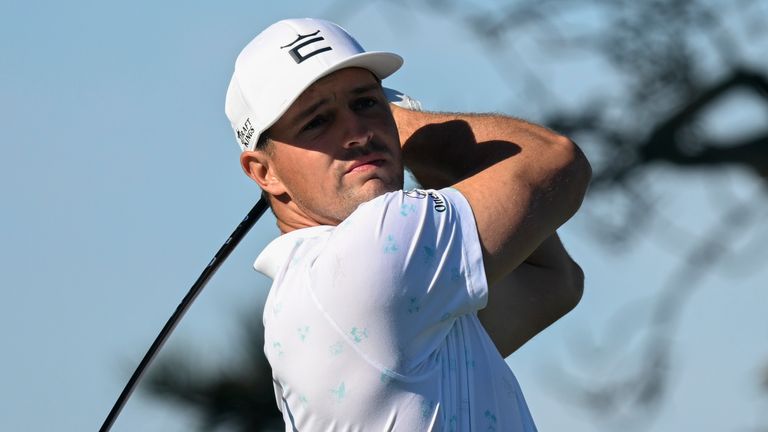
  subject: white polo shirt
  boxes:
[254,188,537,431]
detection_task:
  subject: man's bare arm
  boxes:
[391,104,591,355]
[478,234,584,357]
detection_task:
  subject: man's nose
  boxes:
[341,111,374,149]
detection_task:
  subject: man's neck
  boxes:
[272,197,332,234]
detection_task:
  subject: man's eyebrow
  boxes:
[293,98,330,125]
[292,82,381,125]
[350,83,381,95]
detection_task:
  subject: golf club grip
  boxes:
[99,197,270,432]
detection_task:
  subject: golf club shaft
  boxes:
[99,197,270,432]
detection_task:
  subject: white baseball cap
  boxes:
[225,18,403,152]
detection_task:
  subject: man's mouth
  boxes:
[346,157,386,174]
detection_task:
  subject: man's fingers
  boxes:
[384,87,423,111]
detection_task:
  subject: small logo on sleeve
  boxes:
[428,191,447,212]
[404,189,447,212]
[405,189,427,199]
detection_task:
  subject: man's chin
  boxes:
[338,178,401,217]
[358,177,402,200]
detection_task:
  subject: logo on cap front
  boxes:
[280,30,333,64]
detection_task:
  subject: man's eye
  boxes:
[302,115,328,132]
[352,97,377,111]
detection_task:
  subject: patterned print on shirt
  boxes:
[384,235,399,254]
[422,246,436,264]
[484,410,497,431]
[400,203,416,217]
[297,325,310,342]
[329,341,344,356]
[407,297,421,313]
[349,327,368,343]
[272,341,284,357]
[330,382,347,402]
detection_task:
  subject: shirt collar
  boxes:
[253,225,332,279]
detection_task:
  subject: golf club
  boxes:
[99,197,270,432]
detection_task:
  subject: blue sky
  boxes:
[2,1,767,431]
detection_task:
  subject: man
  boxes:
[225,18,591,431]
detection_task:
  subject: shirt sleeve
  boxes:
[307,188,488,375]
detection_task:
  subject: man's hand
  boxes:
[384,88,423,111]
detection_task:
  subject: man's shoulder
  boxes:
[325,187,472,260]
[344,188,462,224]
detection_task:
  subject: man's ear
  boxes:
[240,150,287,196]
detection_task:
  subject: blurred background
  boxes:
[2,0,767,430]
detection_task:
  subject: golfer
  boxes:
[225,18,591,431]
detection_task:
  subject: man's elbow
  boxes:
[551,135,592,218]
[562,259,585,314]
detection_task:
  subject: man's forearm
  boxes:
[479,233,584,357]
[523,232,576,270]
[520,233,584,309]
[391,104,565,190]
